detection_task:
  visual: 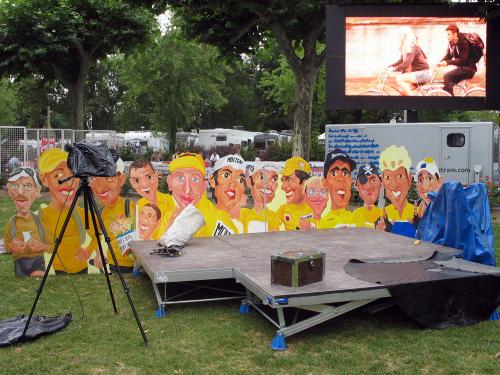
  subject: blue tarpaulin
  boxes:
[416,181,495,266]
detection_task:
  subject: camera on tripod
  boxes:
[65,140,117,178]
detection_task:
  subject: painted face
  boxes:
[211,167,246,211]
[130,166,158,203]
[167,168,206,209]
[90,173,126,207]
[304,179,328,218]
[417,171,443,205]
[281,173,305,204]
[138,206,160,240]
[249,170,278,206]
[41,162,79,208]
[324,160,352,210]
[356,174,382,206]
[382,166,412,210]
[7,176,40,217]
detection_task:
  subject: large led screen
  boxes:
[345,17,486,97]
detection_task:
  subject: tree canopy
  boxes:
[0,0,165,129]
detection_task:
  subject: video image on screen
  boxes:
[346,17,486,97]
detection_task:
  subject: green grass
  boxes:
[0,192,499,374]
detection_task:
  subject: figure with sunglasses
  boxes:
[90,157,136,273]
[38,148,96,274]
[299,176,328,230]
[5,167,49,276]
[352,164,383,228]
[240,161,280,233]
[130,160,175,240]
[166,153,237,236]
[319,149,356,229]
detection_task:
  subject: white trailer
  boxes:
[325,122,497,185]
[124,131,169,153]
[198,128,262,150]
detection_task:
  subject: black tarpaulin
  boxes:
[344,256,500,329]
[0,313,72,347]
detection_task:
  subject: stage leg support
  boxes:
[270,334,286,351]
[239,300,252,314]
[155,305,167,318]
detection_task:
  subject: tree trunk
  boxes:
[68,56,90,130]
[169,120,177,154]
[291,67,318,159]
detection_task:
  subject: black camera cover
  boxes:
[66,140,117,177]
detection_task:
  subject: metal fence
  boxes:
[0,127,118,175]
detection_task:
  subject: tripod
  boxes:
[21,176,148,345]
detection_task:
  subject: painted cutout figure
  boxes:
[210,154,247,232]
[5,167,49,277]
[90,158,136,273]
[377,145,416,238]
[130,160,175,240]
[319,149,356,228]
[352,164,383,228]
[277,157,312,231]
[414,157,444,221]
[241,161,280,233]
[166,152,237,237]
[299,176,328,230]
[38,148,96,274]
[138,203,161,240]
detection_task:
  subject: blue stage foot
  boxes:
[132,268,141,277]
[239,301,252,314]
[270,334,286,351]
[489,310,499,321]
[155,306,167,318]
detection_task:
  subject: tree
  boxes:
[118,31,228,151]
[168,1,328,159]
[0,79,18,126]
[0,0,163,129]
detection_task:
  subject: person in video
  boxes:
[299,176,328,230]
[352,164,383,229]
[387,27,431,96]
[209,154,247,232]
[414,157,444,222]
[319,149,356,228]
[377,145,416,238]
[90,157,136,273]
[437,24,477,96]
[138,203,161,241]
[166,152,237,236]
[277,157,312,231]
[129,160,175,239]
[240,161,280,233]
[38,148,96,274]
[5,167,49,277]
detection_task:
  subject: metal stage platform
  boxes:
[130,228,500,350]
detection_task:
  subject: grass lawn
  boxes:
[0,192,499,374]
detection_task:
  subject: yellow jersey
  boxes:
[277,202,313,231]
[100,197,136,268]
[318,208,353,229]
[385,202,415,223]
[39,206,95,273]
[239,207,280,233]
[352,206,383,229]
[194,195,239,237]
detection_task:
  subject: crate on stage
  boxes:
[271,250,325,288]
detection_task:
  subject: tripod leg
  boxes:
[86,187,148,345]
[21,185,83,340]
[83,187,118,314]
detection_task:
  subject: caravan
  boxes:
[198,128,262,150]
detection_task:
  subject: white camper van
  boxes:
[124,131,169,154]
[198,128,262,150]
[324,122,498,185]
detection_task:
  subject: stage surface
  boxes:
[131,228,500,350]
